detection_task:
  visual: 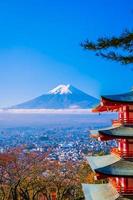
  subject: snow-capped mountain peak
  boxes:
[11,84,99,109]
[48,84,72,95]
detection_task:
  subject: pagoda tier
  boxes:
[98,126,133,139]
[93,158,133,178]
[90,126,133,158]
[87,154,121,172]
[82,90,133,199]
[82,183,120,200]
[93,91,133,125]
[86,155,133,194]
[91,126,133,139]
[82,183,132,200]
[93,90,133,111]
[101,91,133,104]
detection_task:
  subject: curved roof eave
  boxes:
[96,159,133,177]
[101,91,133,104]
[99,126,133,139]
[82,183,120,200]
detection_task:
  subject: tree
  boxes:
[0,147,51,200]
[0,148,86,200]
[81,30,133,65]
[42,160,84,200]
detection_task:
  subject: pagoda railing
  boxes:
[117,187,133,194]
[112,119,133,126]
[120,188,133,194]
[110,179,133,194]
[111,147,133,158]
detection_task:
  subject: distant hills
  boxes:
[11,84,99,109]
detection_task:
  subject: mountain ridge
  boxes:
[11,84,99,109]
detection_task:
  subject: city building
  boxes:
[82,90,133,200]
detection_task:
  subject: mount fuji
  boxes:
[11,85,99,109]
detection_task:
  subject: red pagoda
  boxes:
[82,90,133,200]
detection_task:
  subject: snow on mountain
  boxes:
[48,84,72,95]
[11,84,99,109]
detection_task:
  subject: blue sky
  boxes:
[0,0,133,107]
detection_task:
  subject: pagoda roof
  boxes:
[102,91,133,104]
[82,183,120,200]
[93,90,133,112]
[87,155,133,177]
[98,125,133,139]
[96,159,133,177]
[87,154,121,171]
[92,103,120,112]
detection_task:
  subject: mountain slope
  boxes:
[11,85,99,109]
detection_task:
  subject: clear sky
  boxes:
[0,0,133,107]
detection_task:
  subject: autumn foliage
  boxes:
[0,147,93,200]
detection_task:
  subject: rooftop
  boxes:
[98,125,133,139]
[96,158,133,177]
[102,90,133,104]
[87,154,133,177]
[92,90,133,112]
[82,183,133,200]
[82,183,120,200]
[87,154,121,171]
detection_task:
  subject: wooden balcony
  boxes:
[116,186,133,194]
[110,178,133,195]
[119,187,133,194]
[115,186,133,194]
[112,119,133,126]
[112,119,122,127]
[111,147,133,158]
